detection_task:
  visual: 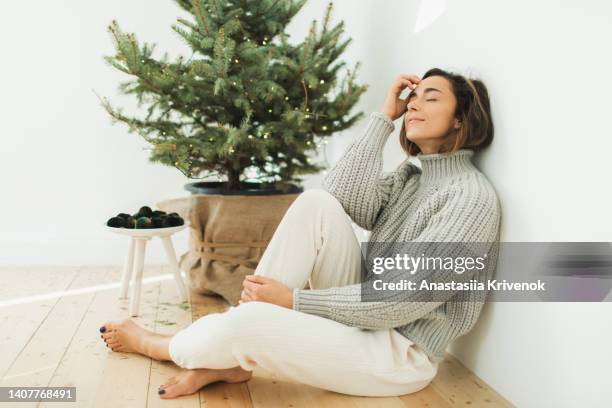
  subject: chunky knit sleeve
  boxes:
[292,181,502,330]
[322,111,405,231]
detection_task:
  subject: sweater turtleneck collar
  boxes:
[416,148,477,183]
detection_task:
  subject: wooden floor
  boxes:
[0,266,514,407]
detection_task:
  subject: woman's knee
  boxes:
[226,301,278,326]
[225,301,292,341]
[293,189,344,214]
[297,188,337,203]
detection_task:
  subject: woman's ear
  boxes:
[453,118,462,129]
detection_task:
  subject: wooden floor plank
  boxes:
[0,267,105,401]
[351,395,407,408]
[40,266,121,408]
[0,266,80,299]
[430,354,515,407]
[92,265,164,408]
[249,374,410,408]
[147,269,199,408]
[248,376,348,408]
[197,381,253,408]
[399,384,454,407]
[0,267,80,379]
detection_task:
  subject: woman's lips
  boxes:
[408,119,424,125]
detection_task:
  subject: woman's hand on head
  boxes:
[239,275,294,309]
[381,74,421,121]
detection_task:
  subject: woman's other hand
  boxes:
[239,275,294,309]
[381,74,421,121]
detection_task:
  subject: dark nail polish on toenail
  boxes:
[99,326,106,333]
[158,389,165,395]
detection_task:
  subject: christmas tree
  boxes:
[99,0,368,192]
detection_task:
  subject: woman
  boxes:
[99,68,502,399]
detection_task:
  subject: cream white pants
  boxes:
[168,189,438,397]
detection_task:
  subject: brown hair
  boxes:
[399,68,494,156]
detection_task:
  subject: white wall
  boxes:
[1,1,611,406]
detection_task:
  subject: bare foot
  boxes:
[158,366,252,399]
[100,319,172,361]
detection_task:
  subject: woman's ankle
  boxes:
[221,366,252,383]
[142,333,173,361]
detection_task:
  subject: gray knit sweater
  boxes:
[292,111,502,364]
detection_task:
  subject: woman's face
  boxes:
[403,75,461,153]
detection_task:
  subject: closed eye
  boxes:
[426,99,437,101]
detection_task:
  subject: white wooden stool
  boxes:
[106,224,188,316]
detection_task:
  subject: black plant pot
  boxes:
[184,181,303,196]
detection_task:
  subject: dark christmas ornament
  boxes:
[135,216,152,228]
[152,210,167,217]
[107,216,125,228]
[152,216,164,228]
[137,206,153,218]
[125,215,136,228]
[161,217,174,228]
[161,216,179,227]
[117,213,131,219]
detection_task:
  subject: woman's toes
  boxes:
[157,372,206,399]
[102,334,117,346]
[158,383,190,399]
[107,340,121,349]
[109,344,126,352]
[100,321,117,332]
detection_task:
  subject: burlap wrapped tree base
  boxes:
[157,193,301,306]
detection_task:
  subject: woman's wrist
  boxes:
[289,290,294,310]
[373,111,396,129]
[380,109,393,121]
